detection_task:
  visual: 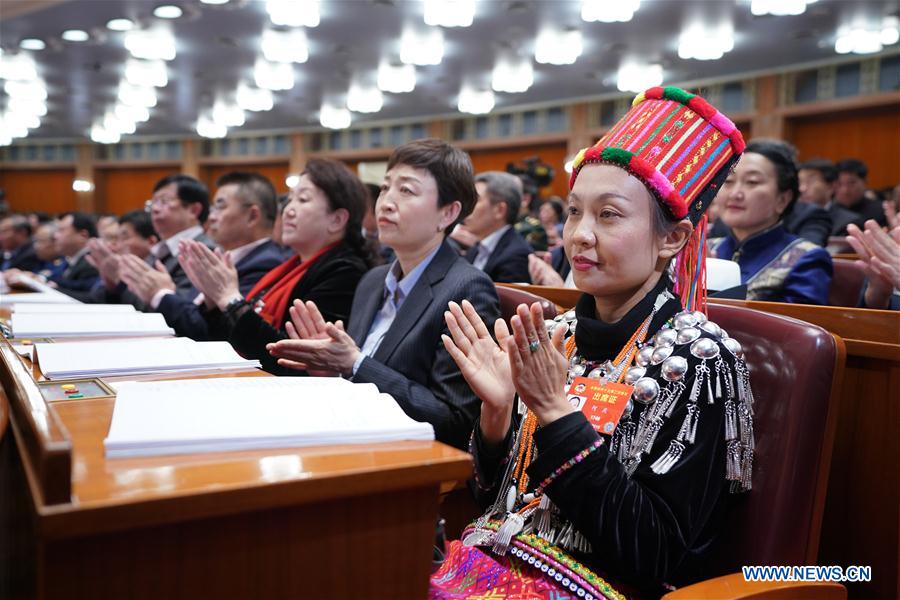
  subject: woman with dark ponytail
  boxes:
[181,158,372,374]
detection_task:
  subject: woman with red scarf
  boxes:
[179,158,374,374]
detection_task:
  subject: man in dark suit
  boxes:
[44,212,100,301]
[464,171,532,283]
[835,159,886,227]
[119,174,215,305]
[153,171,286,340]
[0,215,41,272]
[799,159,864,237]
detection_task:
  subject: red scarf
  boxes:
[245,242,340,327]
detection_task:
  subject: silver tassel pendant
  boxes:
[491,512,524,555]
[617,421,636,462]
[557,523,575,551]
[642,416,665,454]
[724,400,738,441]
[688,365,704,404]
[715,359,723,399]
[706,365,715,405]
[726,440,742,481]
[741,448,754,491]
[535,494,554,541]
[650,439,685,474]
[663,380,687,418]
[677,402,700,444]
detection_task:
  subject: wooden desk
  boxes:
[0,336,473,599]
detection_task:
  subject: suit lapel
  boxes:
[481,227,512,275]
[371,241,456,364]
[348,268,387,347]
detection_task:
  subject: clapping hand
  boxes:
[266,300,358,377]
[442,300,515,445]
[847,219,900,309]
[178,240,240,310]
[119,254,175,305]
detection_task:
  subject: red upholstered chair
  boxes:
[495,285,557,324]
[665,303,846,599]
[827,259,866,308]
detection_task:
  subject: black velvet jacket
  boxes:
[470,276,749,596]
[207,243,369,375]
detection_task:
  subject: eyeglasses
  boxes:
[144,195,180,211]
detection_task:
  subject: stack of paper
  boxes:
[104,378,435,457]
[12,312,174,338]
[0,292,79,307]
[13,303,137,314]
[35,338,261,379]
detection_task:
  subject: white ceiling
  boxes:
[1,0,899,141]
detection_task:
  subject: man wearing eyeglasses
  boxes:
[116,174,216,306]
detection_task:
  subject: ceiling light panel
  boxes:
[62,29,90,42]
[347,83,383,113]
[581,0,640,23]
[0,53,39,80]
[261,29,309,63]
[320,104,351,129]
[266,0,320,27]
[377,63,416,93]
[107,18,135,31]
[4,79,47,100]
[678,26,734,60]
[492,56,533,93]
[535,29,582,65]
[750,0,815,16]
[153,5,183,19]
[236,83,274,112]
[617,63,663,92]
[124,29,177,61]
[254,58,294,90]
[458,87,494,114]
[118,82,158,107]
[124,59,168,87]
[19,39,46,51]
[424,0,475,28]
[400,28,443,65]
[196,113,227,138]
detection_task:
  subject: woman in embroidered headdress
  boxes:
[710,139,833,304]
[433,87,755,599]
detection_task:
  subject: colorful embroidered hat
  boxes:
[568,86,746,311]
[569,86,745,224]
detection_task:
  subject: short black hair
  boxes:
[119,209,157,240]
[215,171,278,227]
[745,139,799,219]
[61,211,98,238]
[4,214,32,237]
[386,138,478,233]
[798,159,837,183]
[153,174,210,223]
[835,159,868,180]
[31,211,52,224]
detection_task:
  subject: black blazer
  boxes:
[827,202,865,236]
[465,226,532,284]
[1,241,42,272]
[348,240,500,449]
[219,243,369,374]
[157,231,216,300]
[51,251,99,301]
[157,239,285,340]
[782,201,832,247]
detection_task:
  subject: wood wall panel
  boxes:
[0,169,76,215]
[467,143,569,199]
[95,167,181,216]
[201,162,291,197]
[787,105,900,189]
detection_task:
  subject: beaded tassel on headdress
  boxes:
[674,213,708,313]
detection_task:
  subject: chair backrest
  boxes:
[705,303,844,573]
[828,259,866,308]
[495,285,557,324]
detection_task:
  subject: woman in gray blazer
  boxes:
[267,139,500,450]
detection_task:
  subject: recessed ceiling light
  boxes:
[107,18,135,31]
[20,38,46,50]
[200,0,229,4]
[61,29,90,42]
[154,5,183,19]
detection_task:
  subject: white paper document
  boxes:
[12,312,174,338]
[0,292,79,307]
[13,303,137,314]
[34,337,261,379]
[104,378,435,458]
[706,258,742,292]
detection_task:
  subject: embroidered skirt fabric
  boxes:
[430,540,578,599]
